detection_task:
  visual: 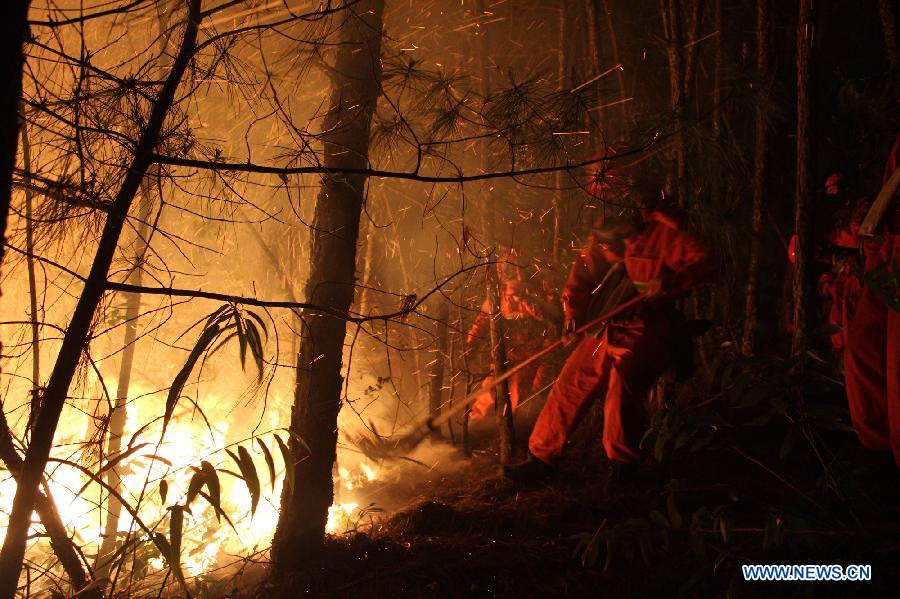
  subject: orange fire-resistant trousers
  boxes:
[828,263,862,352]
[843,235,900,466]
[529,309,674,464]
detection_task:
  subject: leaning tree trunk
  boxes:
[271,0,384,575]
[742,0,769,357]
[0,412,97,598]
[0,2,200,593]
[791,0,814,355]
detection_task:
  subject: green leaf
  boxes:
[654,428,667,462]
[649,510,669,528]
[165,322,221,434]
[201,460,221,521]
[152,533,171,562]
[233,310,248,369]
[198,490,237,532]
[666,494,683,530]
[283,428,311,457]
[204,304,231,329]
[224,448,241,468]
[97,443,151,476]
[718,515,729,544]
[603,538,614,572]
[257,438,276,493]
[185,470,204,507]
[143,454,173,467]
[168,505,184,566]
[218,468,245,481]
[245,309,268,339]
[235,446,261,515]
[208,330,238,358]
[274,434,295,494]
[244,320,265,377]
[164,506,190,598]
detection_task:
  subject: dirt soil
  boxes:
[210,414,900,599]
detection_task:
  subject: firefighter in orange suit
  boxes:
[843,134,900,466]
[820,173,869,353]
[466,257,552,420]
[504,210,712,481]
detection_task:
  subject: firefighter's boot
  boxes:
[502,452,556,484]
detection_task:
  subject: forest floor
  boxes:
[209,402,900,599]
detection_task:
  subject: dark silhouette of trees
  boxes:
[0,1,202,592]
[271,0,385,575]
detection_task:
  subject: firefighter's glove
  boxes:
[562,318,581,346]
[643,277,677,308]
[643,278,665,298]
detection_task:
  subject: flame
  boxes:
[360,462,378,482]
[326,456,380,534]
[326,502,359,533]
[0,365,389,593]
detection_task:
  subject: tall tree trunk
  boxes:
[791,0,815,355]
[457,298,473,457]
[879,0,899,69]
[271,0,384,575]
[702,0,724,357]
[552,4,569,265]
[0,8,32,581]
[0,0,31,270]
[445,325,457,443]
[742,0,769,357]
[475,0,515,464]
[357,212,377,316]
[682,0,703,110]
[0,2,200,592]
[20,125,41,435]
[94,186,152,580]
[428,302,450,437]
[381,195,423,400]
[660,0,687,207]
[583,0,613,149]
[711,0,723,139]
[600,0,629,127]
[487,265,515,464]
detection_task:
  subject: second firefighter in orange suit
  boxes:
[466,260,552,420]
[821,173,869,353]
[524,211,712,467]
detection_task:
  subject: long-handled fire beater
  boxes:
[352,291,650,459]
